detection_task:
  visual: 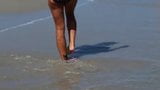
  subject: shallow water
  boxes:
[0,0,160,89]
[0,54,160,90]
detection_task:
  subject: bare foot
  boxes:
[65,57,79,63]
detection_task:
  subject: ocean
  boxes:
[0,0,160,90]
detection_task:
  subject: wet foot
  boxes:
[65,57,79,63]
[67,46,75,55]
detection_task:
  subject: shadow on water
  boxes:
[74,42,129,58]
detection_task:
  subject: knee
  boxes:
[55,22,65,30]
[56,29,65,40]
[66,13,76,25]
[66,13,75,19]
[66,14,76,28]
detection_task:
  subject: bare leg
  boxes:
[48,0,68,60]
[65,0,77,52]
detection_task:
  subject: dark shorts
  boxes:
[54,0,70,4]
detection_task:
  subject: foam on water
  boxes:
[0,0,94,34]
[0,54,98,90]
[0,54,160,90]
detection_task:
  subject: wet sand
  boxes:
[0,0,160,90]
[0,0,48,13]
[0,54,160,90]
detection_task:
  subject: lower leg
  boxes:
[48,1,68,60]
[65,0,77,52]
[56,30,68,60]
[68,29,76,51]
[67,14,77,52]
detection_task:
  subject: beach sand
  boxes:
[0,54,160,90]
[0,0,160,90]
[0,0,48,13]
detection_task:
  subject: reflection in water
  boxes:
[0,54,97,90]
[52,62,80,90]
[51,60,97,90]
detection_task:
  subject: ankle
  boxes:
[62,54,69,60]
[69,44,75,51]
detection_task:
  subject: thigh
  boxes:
[48,0,65,27]
[65,0,77,14]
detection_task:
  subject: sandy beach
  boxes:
[0,0,160,90]
[0,0,48,13]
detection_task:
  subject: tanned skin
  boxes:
[48,0,77,61]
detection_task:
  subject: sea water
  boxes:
[0,54,160,90]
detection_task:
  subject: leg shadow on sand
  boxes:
[74,42,129,58]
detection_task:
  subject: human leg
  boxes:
[48,0,68,60]
[65,0,77,53]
